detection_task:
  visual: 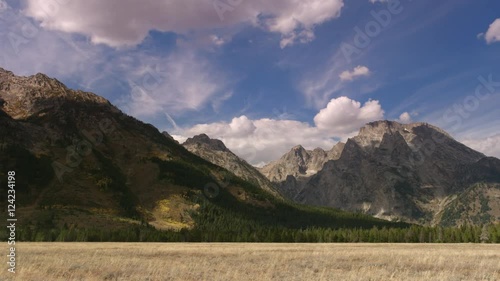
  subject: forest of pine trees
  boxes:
[8,194,500,243]
[11,222,500,243]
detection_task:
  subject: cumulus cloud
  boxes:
[462,134,500,159]
[484,18,500,44]
[24,0,344,48]
[174,96,385,165]
[339,66,371,82]
[314,97,384,134]
[397,112,412,124]
[176,117,336,165]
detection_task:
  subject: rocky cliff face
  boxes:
[258,143,345,198]
[182,134,281,197]
[263,120,500,226]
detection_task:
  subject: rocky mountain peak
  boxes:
[0,67,14,76]
[328,142,345,159]
[183,134,229,152]
[0,70,110,119]
[284,120,494,225]
[355,120,407,147]
[260,141,346,185]
[182,134,280,197]
[353,120,454,150]
[312,147,325,153]
[161,131,179,144]
[280,144,308,162]
[292,144,305,150]
[289,145,309,159]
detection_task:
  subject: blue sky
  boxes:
[0,0,499,165]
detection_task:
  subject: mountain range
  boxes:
[0,67,499,233]
[0,67,402,237]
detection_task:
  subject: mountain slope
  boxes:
[439,182,500,227]
[182,134,281,197]
[0,67,404,237]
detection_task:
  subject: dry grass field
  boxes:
[1,243,499,281]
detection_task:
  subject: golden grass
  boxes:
[2,243,499,281]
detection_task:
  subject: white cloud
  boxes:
[339,66,371,82]
[174,97,385,165]
[484,18,500,44]
[210,35,227,46]
[314,97,384,134]
[121,51,231,117]
[279,29,315,48]
[369,0,388,3]
[397,112,412,124]
[462,134,500,159]
[24,0,344,48]
[176,117,336,165]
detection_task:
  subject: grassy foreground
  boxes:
[1,243,499,281]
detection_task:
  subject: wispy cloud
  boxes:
[119,51,232,117]
[299,50,353,108]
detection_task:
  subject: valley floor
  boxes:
[2,243,499,281]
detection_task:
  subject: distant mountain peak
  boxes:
[292,144,305,150]
[276,120,494,225]
[360,120,451,137]
[260,142,345,187]
[183,134,229,152]
[182,133,280,197]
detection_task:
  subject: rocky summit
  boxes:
[259,143,345,199]
[183,134,280,197]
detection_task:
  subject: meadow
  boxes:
[2,243,499,281]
